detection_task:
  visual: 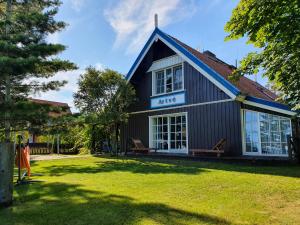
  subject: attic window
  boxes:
[153,65,183,95]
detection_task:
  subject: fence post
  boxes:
[287,135,292,160]
[0,143,15,207]
[57,134,60,155]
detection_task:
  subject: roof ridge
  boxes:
[29,98,69,106]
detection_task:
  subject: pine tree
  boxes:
[0,0,77,141]
[0,0,76,206]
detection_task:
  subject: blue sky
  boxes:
[33,0,267,112]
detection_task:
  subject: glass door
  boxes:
[151,113,187,153]
[169,115,187,151]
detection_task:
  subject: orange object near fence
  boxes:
[15,145,31,177]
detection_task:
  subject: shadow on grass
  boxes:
[102,156,300,178]
[40,155,300,178]
[41,157,205,176]
[1,182,234,225]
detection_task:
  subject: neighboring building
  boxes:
[29,98,72,117]
[120,28,297,158]
[27,98,71,143]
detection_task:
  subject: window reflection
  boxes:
[245,110,291,155]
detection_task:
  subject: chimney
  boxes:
[154,14,158,28]
[203,50,216,58]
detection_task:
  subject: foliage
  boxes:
[0,0,77,138]
[37,113,111,153]
[225,0,300,109]
[74,67,136,153]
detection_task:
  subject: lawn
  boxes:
[1,156,300,225]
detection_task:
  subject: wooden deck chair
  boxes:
[190,138,226,157]
[130,138,153,154]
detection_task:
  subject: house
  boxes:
[120,27,297,158]
[27,98,71,143]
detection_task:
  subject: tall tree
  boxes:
[0,0,77,141]
[74,67,136,153]
[0,0,76,206]
[225,0,300,109]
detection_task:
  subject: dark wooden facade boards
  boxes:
[129,61,230,112]
[121,101,243,156]
[121,37,294,158]
[121,39,243,155]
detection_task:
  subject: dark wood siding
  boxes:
[129,61,230,112]
[121,101,243,156]
[123,41,242,156]
[184,62,229,104]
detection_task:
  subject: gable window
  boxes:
[155,71,165,94]
[173,66,183,91]
[153,64,183,95]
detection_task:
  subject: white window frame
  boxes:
[241,109,292,157]
[151,63,184,97]
[149,112,188,154]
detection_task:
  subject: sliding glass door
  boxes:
[243,110,291,156]
[150,113,187,153]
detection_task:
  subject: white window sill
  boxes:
[243,153,289,157]
[151,89,185,98]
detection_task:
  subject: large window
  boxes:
[154,65,183,95]
[243,110,291,156]
[151,113,187,152]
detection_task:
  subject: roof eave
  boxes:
[241,96,296,116]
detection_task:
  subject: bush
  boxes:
[78,147,90,155]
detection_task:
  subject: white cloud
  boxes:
[94,62,105,71]
[30,63,106,113]
[46,32,60,44]
[31,69,83,112]
[69,0,87,12]
[104,0,197,54]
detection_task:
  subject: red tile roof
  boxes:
[29,98,71,117]
[170,36,278,102]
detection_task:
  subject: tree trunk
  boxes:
[0,143,15,207]
[92,124,96,153]
[115,123,119,156]
[4,0,13,142]
[57,134,60,154]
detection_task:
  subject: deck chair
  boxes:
[190,138,226,157]
[130,138,153,154]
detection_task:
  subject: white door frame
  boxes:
[149,112,188,154]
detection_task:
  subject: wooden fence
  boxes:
[28,143,78,155]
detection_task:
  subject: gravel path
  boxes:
[30,154,89,161]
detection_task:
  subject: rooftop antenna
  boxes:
[154,14,158,28]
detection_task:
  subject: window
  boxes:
[173,66,183,91]
[155,71,165,94]
[153,65,183,95]
[151,113,187,151]
[245,111,259,153]
[243,110,291,156]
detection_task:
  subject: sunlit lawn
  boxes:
[1,155,300,225]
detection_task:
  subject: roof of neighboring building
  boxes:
[169,35,278,102]
[29,98,71,117]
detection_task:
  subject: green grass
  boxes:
[1,156,300,225]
